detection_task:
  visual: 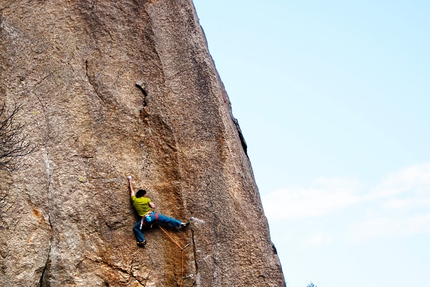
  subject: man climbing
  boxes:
[128,176,189,247]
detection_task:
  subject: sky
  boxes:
[193,1,430,287]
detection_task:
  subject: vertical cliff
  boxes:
[0,1,285,286]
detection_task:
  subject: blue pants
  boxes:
[133,211,182,243]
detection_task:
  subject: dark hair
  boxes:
[136,189,147,198]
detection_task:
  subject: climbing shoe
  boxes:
[179,222,190,230]
[137,240,147,247]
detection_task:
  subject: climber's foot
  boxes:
[179,221,190,230]
[137,240,147,247]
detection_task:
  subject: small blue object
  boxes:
[145,215,153,223]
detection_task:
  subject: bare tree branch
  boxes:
[0,102,35,171]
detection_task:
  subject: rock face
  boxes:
[0,1,285,286]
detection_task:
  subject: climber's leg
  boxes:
[133,220,146,244]
[155,213,182,228]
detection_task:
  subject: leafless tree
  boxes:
[0,102,34,171]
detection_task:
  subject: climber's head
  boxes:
[136,189,147,198]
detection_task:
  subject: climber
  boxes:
[127,176,189,247]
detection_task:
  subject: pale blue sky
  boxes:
[193,1,430,287]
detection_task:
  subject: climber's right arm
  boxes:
[128,176,135,197]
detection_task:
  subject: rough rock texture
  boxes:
[0,1,285,286]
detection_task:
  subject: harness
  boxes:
[139,211,159,229]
